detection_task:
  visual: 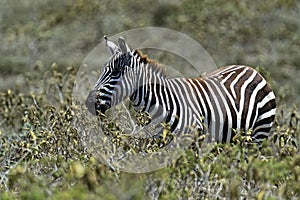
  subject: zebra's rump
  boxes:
[186,65,276,143]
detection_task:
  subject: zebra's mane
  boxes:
[134,50,166,76]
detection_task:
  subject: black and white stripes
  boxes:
[85,37,276,144]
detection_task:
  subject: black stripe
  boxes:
[222,116,229,143]
[254,115,275,128]
[193,79,212,128]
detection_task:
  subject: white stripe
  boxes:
[250,91,275,128]
[188,79,207,121]
[165,80,179,128]
[254,122,274,131]
[256,108,276,122]
[221,71,236,83]
[204,80,224,141]
[245,78,267,130]
[192,79,216,136]
[237,69,257,132]
[230,67,248,99]
[207,79,233,142]
[181,79,203,124]
[168,79,189,131]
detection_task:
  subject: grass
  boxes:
[0,0,300,199]
[0,62,299,199]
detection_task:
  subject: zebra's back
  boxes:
[186,65,276,143]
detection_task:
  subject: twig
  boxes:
[121,101,135,129]
[32,95,44,114]
[0,152,30,192]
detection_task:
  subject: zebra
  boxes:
[85,36,276,145]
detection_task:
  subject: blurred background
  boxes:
[0,0,299,106]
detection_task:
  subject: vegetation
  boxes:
[0,0,299,199]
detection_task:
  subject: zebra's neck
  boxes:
[130,50,166,109]
[129,59,167,112]
[129,51,177,130]
[129,51,202,133]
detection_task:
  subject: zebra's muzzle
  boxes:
[96,103,110,115]
[85,90,97,115]
[85,90,111,116]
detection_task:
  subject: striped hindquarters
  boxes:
[187,65,276,143]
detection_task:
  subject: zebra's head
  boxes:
[85,36,135,116]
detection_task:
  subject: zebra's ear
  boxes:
[104,36,119,55]
[118,37,131,54]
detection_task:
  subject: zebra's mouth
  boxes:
[85,90,110,116]
[96,102,110,115]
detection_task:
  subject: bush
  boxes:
[0,64,299,199]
